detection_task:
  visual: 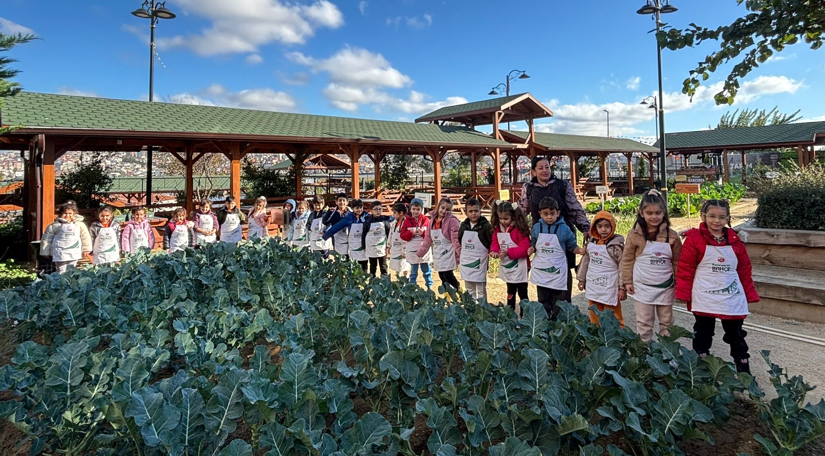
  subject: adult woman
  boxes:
[518,156,590,302]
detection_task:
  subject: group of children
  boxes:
[39,188,759,372]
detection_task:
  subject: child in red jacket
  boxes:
[490,201,531,314]
[400,198,433,289]
[675,199,759,374]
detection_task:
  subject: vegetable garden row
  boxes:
[0,240,823,455]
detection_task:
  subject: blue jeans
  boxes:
[409,263,433,288]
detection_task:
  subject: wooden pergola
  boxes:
[0,92,515,242]
[659,122,825,184]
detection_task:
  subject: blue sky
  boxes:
[2,0,824,141]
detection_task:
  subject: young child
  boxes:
[164,207,196,253]
[308,197,332,255]
[459,198,492,300]
[676,199,759,373]
[363,203,393,276]
[247,196,270,241]
[289,200,311,248]
[400,198,433,289]
[577,210,626,327]
[389,203,411,278]
[217,196,245,243]
[324,199,368,270]
[417,198,461,291]
[490,201,531,314]
[621,189,682,343]
[322,193,351,258]
[121,206,156,254]
[89,205,122,265]
[40,202,92,274]
[193,200,219,247]
[528,197,584,320]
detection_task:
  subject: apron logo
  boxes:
[717,257,726,263]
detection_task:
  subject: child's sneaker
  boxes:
[735,358,751,374]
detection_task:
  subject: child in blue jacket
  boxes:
[323,199,368,269]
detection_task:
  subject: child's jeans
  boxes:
[692,315,749,362]
[409,263,433,288]
[537,286,565,321]
[369,256,388,276]
[506,282,529,315]
[634,302,673,343]
[465,281,487,301]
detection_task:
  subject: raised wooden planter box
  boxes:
[736,224,825,323]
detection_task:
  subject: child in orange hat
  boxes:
[577,210,626,327]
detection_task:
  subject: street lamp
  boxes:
[637,0,676,198]
[488,70,530,130]
[640,96,659,142]
[603,109,610,137]
[131,0,176,206]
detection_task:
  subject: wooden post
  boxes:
[647,154,655,188]
[184,148,195,215]
[348,145,361,199]
[373,153,382,193]
[625,153,634,196]
[568,152,578,188]
[493,148,502,196]
[229,142,242,202]
[811,145,817,163]
[428,147,443,204]
[798,145,805,167]
[470,151,478,188]
[723,149,730,183]
[741,150,747,185]
[42,140,56,234]
[599,152,608,185]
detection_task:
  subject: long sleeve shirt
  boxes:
[323,211,367,240]
[490,225,531,260]
[518,178,590,233]
[530,218,578,253]
[121,220,157,251]
[458,216,493,250]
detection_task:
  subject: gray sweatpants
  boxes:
[465,281,487,301]
[54,260,78,274]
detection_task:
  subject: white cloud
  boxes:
[169,84,297,111]
[0,17,34,35]
[288,47,412,88]
[806,114,825,122]
[245,54,264,65]
[359,1,368,15]
[322,84,465,113]
[57,87,100,98]
[147,0,344,56]
[766,53,796,63]
[386,14,433,29]
[626,76,641,91]
[279,71,312,85]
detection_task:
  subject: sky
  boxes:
[2,0,824,142]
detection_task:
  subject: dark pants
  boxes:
[369,256,388,276]
[438,270,460,290]
[693,315,750,361]
[357,260,368,272]
[562,268,573,303]
[506,282,529,315]
[537,286,565,321]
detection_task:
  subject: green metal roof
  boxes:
[107,176,231,194]
[504,130,659,153]
[416,94,522,122]
[657,122,825,151]
[1,92,512,148]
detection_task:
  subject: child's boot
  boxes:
[735,358,751,374]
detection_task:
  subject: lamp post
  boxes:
[131,0,176,207]
[637,0,676,198]
[640,96,659,142]
[603,109,610,137]
[488,70,530,130]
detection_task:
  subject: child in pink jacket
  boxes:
[417,197,462,291]
[490,201,531,313]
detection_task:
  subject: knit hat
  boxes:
[410,197,424,207]
[589,210,616,241]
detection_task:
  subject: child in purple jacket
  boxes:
[121,206,156,254]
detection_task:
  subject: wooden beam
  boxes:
[42,140,56,234]
[723,149,730,183]
[625,153,634,196]
[427,146,443,204]
[568,152,578,189]
[348,145,361,199]
[493,148,502,196]
[741,150,747,185]
[229,142,242,202]
[648,154,655,188]
[373,152,383,193]
[471,151,478,188]
[798,145,805,167]
[599,152,608,185]
[184,147,195,215]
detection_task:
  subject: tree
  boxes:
[661,1,824,105]
[241,160,296,198]
[155,152,228,203]
[0,32,37,135]
[57,153,114,209]
[380,155,414,190]
[716,106,802,129]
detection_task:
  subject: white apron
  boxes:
[631,240,675,305]
[459,230,488,282]
[92,226,120,265]
[309,218,333,251]
[53,222,82,262]
[195,213,217,246]
[529,232,568,290]
[691,245,749,316]
[584,243,620,306]
[129,224,149,253]
[405,218,431,265]
[291,217,309,248]
[169,224,190,253]
[348,223,367,261]
[220,213,242,243]
[332,213,350,255]
[389,224,411,273]
[497,230,528,283]
[248,212,269,241]
[431,226,456,272]
[365,222,388,258]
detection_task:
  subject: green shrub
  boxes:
[754,164,825,231]
[585,183,747,218]
[0,220,27,261]
[0,259,35,290]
